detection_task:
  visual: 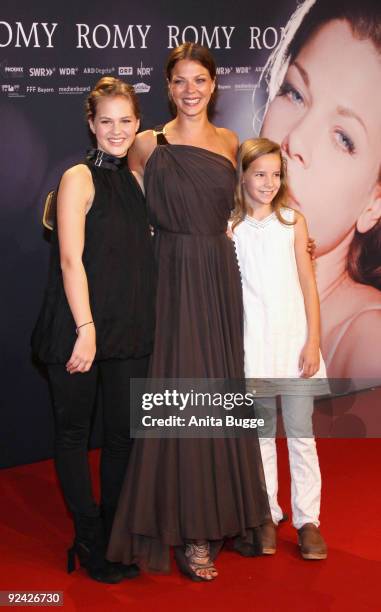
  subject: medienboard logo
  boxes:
[118,66,133,76]
[133,82,150,94]
[234,83,255,91]
[58,86,91,95]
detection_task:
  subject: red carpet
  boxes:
[1,440,380,611]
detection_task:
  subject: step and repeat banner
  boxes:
[1,0,380,466]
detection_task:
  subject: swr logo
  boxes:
[29,67,55,77]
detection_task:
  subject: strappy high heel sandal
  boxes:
[174,541,218,582]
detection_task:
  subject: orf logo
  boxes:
[118,66,133,76]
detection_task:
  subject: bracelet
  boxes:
[75,321,94,335]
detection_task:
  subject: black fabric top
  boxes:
[32,151,156,364]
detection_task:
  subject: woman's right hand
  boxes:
[226,226,234,241]
[66,325,96,374]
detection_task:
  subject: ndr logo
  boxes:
[137,62,152,77]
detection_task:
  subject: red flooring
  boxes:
[0,440,380,611]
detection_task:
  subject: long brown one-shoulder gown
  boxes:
[107,131,270,572]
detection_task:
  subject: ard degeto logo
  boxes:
[83,67,115,75]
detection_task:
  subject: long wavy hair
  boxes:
[232,138,294,231]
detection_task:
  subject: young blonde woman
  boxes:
[32,78,155,582]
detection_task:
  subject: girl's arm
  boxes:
[294,211,321,378]
[56,165,95,374]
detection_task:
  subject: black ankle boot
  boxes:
[67,514,126,583]
[100,504,140,579]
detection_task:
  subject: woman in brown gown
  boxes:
[107,43,270,581]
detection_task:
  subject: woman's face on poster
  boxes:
[261,20,381,256]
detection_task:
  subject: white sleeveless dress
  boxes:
[233,207,327,394]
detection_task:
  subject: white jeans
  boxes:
[256,395,321,530]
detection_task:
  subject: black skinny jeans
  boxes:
[47,357,149,518]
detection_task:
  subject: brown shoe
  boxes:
[297,523,327,560]
[260,520,277,555]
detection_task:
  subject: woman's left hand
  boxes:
[299,341,320,378]
[66,324,96,374]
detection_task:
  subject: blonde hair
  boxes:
[85,76,140,120]
[232,138,294,230]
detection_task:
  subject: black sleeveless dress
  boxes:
[107,131,270,572]
[32,150,156,364]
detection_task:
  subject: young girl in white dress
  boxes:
[232,138,328,560]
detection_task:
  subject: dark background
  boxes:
[1,0,379,467]
[1,0,290,467]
